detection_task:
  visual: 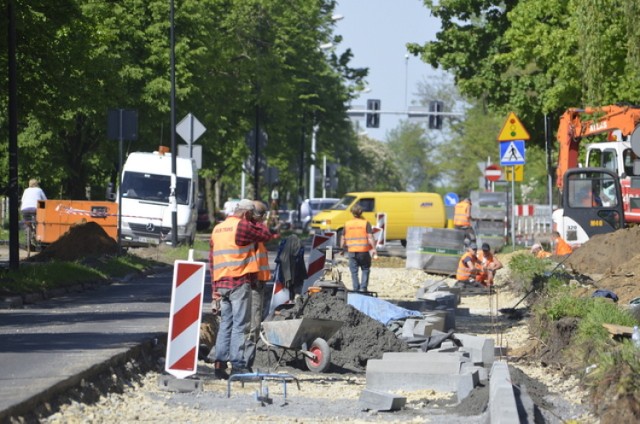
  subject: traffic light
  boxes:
[428,100,444,130]
[366,99,381,128]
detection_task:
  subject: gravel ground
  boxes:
[40,261,598,423]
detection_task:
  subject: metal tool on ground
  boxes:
[499,253,573,318]
[226,371,300,406]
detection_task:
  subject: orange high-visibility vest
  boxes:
[344,219,370,252]
[211,217,259,280]
[453,200,471,227]
[536,250,552,259]
[256,242,271,282]
[456,251,477,281]
[475,251,496,283]
[554,237,573,256]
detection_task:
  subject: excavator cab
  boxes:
[553,168,625,246]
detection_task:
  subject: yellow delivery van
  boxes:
[310,191,446,245]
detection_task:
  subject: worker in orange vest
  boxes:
[208,199,275,379]
[453,197,476,245]
[552,231,573,256]
[243,200,279,371]
[341,203,377,292]
[475,242,503,287]
[456,242,479,285]
[530,243,552,259]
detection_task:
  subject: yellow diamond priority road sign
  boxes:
[497,112,530,141]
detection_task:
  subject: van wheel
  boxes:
[401,239,407,248]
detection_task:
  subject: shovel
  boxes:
[499,250,573,318]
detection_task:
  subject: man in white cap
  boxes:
[208,199,275,378]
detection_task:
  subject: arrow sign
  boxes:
[444,192,459,206]
[485,164,502,182]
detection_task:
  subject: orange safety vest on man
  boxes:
[475,251,496,284]
[255,242,271,282]
[456,251,478,281]
[453,200,471,227]
[211,217,259,280]
[554,237,573,256]
[344,219,370,252]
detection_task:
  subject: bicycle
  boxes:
[21,211,38,258]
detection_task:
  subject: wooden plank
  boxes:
[602,323,633,337]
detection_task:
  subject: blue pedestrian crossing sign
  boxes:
[444,192,459,206]
[500,140,526,166]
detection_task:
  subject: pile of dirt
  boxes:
[28,222,119,262]
[254,290,411,372]
[563,226,640,304]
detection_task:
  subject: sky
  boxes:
[334,0,442,141]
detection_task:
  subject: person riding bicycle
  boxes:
[20,178,47,222]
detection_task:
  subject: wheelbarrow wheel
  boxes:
[305,338,331,373]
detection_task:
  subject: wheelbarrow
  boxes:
[260,318,343,373]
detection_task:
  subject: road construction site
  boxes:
[0,232,598,423]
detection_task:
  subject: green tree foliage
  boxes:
[386,120,438,191]
[0,0,365,205]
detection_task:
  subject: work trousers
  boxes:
[214,283,251,368]
[348,251,372,292]
[243,281,266,369]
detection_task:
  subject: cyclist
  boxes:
[21,178,47,224]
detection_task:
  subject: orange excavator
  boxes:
[556,104,640,224]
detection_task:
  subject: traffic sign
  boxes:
[165,260,206,379]
[505,165,524,182]
[497,112,530,141]
[176,113,206,146]
[444,192,459,206]
[500,140,526,166]
[485,164,502,182]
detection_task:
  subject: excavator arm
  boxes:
[556,105,640,189]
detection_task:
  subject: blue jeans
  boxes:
[348,252,371,292]
[214,283,251,368]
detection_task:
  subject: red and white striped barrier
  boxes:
[374,212,387,249]
[268,280,290,315]
[514,205,535,216]
[165,260,206,379]
[301,233,332,293]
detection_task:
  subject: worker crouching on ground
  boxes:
[456,242,480,286]
[552,230,573,256]
[531,243,552,259]
[475,242,503,287]
[341,204,377,292]
[208,199,275,379]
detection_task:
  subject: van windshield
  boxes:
[121,172,191,205]
[333,196,356,210]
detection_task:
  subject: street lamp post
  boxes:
[309,124,318,199]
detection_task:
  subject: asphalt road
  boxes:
[0,267,176,422]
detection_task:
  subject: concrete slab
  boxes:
[157,375,203,392]
[359,389,406,411]
[455,333,495,365]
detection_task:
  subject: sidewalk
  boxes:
[0,267,175,422]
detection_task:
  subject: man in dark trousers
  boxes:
[341,204,377,292]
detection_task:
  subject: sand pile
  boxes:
[28,222,118,262]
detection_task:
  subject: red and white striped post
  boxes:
[374,212,387,249]
[301,233,332,293]
[165,260,206,379]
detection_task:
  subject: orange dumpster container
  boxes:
[35,200,118,244]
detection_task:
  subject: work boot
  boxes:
[213,361,229,380]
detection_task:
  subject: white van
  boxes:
[118,149,198,246]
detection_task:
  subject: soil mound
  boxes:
[28,222,119,262]
[563,226,640,304]
[254,290,410,372]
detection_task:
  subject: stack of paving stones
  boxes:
[360,279,522,422]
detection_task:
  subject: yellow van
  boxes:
[310,191,446,245]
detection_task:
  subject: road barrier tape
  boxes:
[302,234,332,293]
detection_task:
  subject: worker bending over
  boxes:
[475,242,503,287]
